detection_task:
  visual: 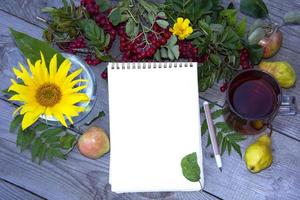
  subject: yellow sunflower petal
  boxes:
[53,112,67,127]
[49,54,57,82]
[63,85,87,95]
[55,59,71,83]
[63,93,89,105]
[65,68,83,83]
[40,52,49,82]
[64,79,88,90]
[21,108,44,130]
[13,65,35,87]
[27,58,36,74]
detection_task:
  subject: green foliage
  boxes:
[78,19,110,50]
[109,0,167,40]
[96,0,110,12]
[189,8,249,92]
[200,103,246,157]
[42,0,86,42]
[181,152,201,182]
[164,0,221,24]
[10,115,77,164]
[154,35,179,61]
[240,0,268,18]
[10,29,65,67]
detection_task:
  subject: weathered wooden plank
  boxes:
[0,179,44,200]
[2,0,300,140]
[1,98,300,200]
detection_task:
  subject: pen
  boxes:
[203,101,223,172]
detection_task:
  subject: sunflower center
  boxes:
[35,83,62,107]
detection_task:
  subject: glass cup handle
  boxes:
[279,95,297,116]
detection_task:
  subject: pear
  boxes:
[259,61,296,88]
[244,134,272,173]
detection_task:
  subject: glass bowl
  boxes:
[39,53,97,126]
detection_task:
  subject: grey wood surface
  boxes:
[0,0,300,200]
[0,179,44,200]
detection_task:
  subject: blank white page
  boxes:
[108,62,204,193]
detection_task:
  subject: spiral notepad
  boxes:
[108,62,204,193]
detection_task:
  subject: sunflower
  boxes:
[9,52,89,130]
[169,17,193,40]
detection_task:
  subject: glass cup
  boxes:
[224,69,297,135]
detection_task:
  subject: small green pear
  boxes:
[244,134,272,173]
[259,61,296,88]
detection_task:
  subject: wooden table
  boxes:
[0,0,299,199]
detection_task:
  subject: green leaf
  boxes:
[157,12,167,19]
[47,147,65,161]
[126,18,136,38]
[211,109,224,119]
[34,123,50,132]
[20,129,36,152]
[221,137,227,155]
[167,48,175,60]
[170,45,179,59]
[109,8,122,26]
[160,48,168,58]
[206,136,211,148]
[156,19,169,29]
[248,27,265,45]
[247,44,263,65]
[227,141,232,155]
[220,9,237,26]
[16,128,24,147]
[31,138,42,162]
[240,0,268,18]
[78,19,102,42]
[209,54,221,66]
[40,128,64,138]
[232,142,242,157]
[167,35,177,47]
[181,152,201,182]
[210,24,224,33]
[45,136,61,144]
[96,0,110,12]
[10,29,65,67]
[249,19,267,34]
[215,122,231,132]
[60,133,76,149]
[217,132,223,145]
[236,17,247,38]
[9,115,23,133]
[283,11,300,24]
[154,50,161,61]
[201,119,208,136]
[38,143,47,164]
[187,31,202,40]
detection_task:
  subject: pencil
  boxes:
[203,101,223,172]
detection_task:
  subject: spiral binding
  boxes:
[109,62,196,70]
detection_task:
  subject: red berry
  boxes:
[101,71,108,79]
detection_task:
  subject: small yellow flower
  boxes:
[9,52,89,130]
[169,17,193,40]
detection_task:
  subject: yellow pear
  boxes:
[244,134,272,173]
[259,61,296,88]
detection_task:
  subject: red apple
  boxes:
[259,29,283,59]
[78,127,110,159]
